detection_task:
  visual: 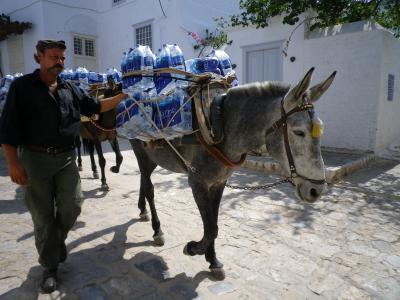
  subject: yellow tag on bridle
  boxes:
[311,117,324,138]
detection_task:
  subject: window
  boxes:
[73,37,82,55]
[73,35,95,57]
[85,39,95,56]
[135,24,152,49]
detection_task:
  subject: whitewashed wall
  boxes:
[228,20,397,152]
[1,0,45,74]
[2,0,239,72]
[96,0,239,71]
[375,31,400,153]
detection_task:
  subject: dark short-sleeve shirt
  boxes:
[0,69,101,147]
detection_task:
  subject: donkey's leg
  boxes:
[87,140,99,179]
[109,137,123,173]
[93,141,109,191]
[75,136,83,171]
[184,181,225,279]
[204,184,225,279]
[130,140,164,245]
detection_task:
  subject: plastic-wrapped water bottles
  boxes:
[120,52,128,92]
[4,74,14,91]
[184,57,220,74]
[116,91,155,141]
[174,88,192,134]
[209,50,233,77]
[116,42,196,141]
[0,74,18,116]
[89,71,102,84]
[153,90,182,138]
[142,45,155,91]
[75,67,89,89]
[106,68,122,84]
[170,44,187,88]
[155,44,173,95]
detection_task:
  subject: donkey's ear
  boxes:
[284,67,314,108]
[308,71,336,103]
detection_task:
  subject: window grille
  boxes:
[73,36,96,57]
[74,37,82,55]
[135,24,152,49]
[85,39,95,57]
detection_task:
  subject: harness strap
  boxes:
[196,132,247,167]
[281,101,298,178]
[264,99,326,185]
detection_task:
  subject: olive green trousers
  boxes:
[20,148,83,269]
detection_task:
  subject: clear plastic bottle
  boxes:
[173,87,192,134]
[125,48,134,95]
[120,52,128,92]
[142,45,155,91]
[130,46,144,96]
[185,58,219,74]
[155,44,173,95]
[3,74,14,93]
[212,50,233,77]
[170,44,187,88]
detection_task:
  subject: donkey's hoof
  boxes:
[139,213,150,222]
[101,183,109,191]
[78,166,83,172]
[93,172,99,179]
[110,166,120,173]
[153,234,165,246]
[210,267,225,280]
[183,243,195,256]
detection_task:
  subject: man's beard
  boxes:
[47,64,64,74]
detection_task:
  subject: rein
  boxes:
[89,118,116,132]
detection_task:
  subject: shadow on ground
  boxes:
[3,219,213,300]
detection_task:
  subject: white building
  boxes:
[1,0,399,155]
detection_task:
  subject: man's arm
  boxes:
[99,92,128,113]
[2,144,28,185]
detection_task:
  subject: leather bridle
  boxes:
[265,97,326,185]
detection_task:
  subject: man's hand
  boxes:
[99,92,129,113]
[7,160,29,185]
[2,144,29,186]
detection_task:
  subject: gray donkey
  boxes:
[129,67,336,279]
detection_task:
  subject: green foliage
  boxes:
[194,17,233,50]
[231,0,400,37]
[0,14,32,42]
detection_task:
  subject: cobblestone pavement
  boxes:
[0,140,399,299]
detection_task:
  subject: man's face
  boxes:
[37,47,65,76]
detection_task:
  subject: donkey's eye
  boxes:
[293,130,305,137]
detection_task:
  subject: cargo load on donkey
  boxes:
[115,44,237,149]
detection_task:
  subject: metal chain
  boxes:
[225,178,292,191]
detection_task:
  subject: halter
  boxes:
[265,96,326,185]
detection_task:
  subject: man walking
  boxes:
[0,39,127,293]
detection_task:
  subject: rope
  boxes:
[165,88,199,128]
[89,119,116,132]
[129,97,196,173]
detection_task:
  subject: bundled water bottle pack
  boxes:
[0,73,23,116]
[60,67,122,92]
[117,43,237,141]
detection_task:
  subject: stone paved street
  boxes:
[0,140,399,299]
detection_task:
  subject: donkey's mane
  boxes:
[227,81,290,101]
